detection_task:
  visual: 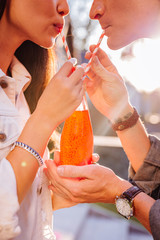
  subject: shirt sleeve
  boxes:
[149,199,160,240]
[128,135,160,194]
[0,158,21,239]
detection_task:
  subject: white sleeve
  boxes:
[0,158,21,239]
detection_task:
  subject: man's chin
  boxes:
[107,38,133,50]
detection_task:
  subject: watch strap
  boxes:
[112,107,139,131]
[122,185,143,202]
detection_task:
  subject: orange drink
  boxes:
[60,108,93,166]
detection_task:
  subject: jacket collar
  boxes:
[9,56,31,92]
[0,56,31,105]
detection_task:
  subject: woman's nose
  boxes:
[89,0,104,20]
[57,0,69,17]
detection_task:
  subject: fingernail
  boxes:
[76,65,83,69]
[68,58,77,66]
[57,166,64,176]
[93,153,100,158]
[85,51,91,57]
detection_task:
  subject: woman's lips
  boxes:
[54,24,64,33]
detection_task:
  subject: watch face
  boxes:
[116,198,133,218]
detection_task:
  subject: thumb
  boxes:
[91,56,109,77]
[91,56,117,82]
[57,165,93,179]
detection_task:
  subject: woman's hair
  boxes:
[15,42,55,113]
[0,0,59,151]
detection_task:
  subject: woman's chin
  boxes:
[40,37,56,49]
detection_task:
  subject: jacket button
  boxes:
[0,133,7,142]
[0,80,8,88]
[37,187,42,195]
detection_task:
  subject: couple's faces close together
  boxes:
[4,0,160,50]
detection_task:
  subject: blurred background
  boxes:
[52,0,160,239]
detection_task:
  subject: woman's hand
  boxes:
[44,151,131,204]
[84,45,133,122]
[34,59,85,130]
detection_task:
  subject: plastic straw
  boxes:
[84,30,105,74]
[61,30,72,60]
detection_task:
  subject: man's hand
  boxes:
[44,151,131,204]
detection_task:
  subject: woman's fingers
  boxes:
[70,65,84,85]
[56,58,77,77]
[53,151,60,165]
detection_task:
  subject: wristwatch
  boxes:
[115,185,143,219]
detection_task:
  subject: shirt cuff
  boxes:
[0,158,21,239]
[149,199,160,240]
[129,135,160,194]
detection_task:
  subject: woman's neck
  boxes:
[0,43,15,74]
[0,14,25,74]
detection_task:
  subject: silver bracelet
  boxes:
[12,141,44,166]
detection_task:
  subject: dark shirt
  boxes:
[129,135,160,240]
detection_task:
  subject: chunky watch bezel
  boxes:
[115,195,133,219]
[115,185,143,220]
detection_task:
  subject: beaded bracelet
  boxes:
[12,141,44,166]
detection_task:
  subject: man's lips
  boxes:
[101,25,111,36]
[102,25,111,30]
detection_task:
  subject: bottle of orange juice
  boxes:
[60,95,93,166]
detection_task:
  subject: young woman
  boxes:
[45,1,160,239]
[0,0,85,239]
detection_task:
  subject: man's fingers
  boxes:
[91,55,115,80]
[45,160,76,195]
[57,165,95,179]
[91,56,107,76]
[89,44,97,53]
[88,45,115,70]
[85,51,92,60]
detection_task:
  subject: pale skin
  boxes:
[44,0,160,234]
[0,0,85,205]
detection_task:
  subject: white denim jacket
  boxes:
[0,57,56,240]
